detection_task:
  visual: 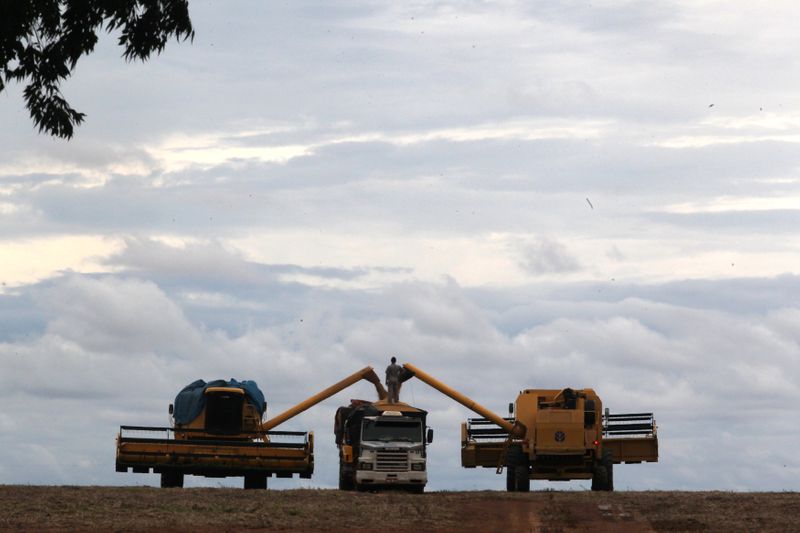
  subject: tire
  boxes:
[505,444,526,493]
[160,470,184,488]
[244,473,268,490]
[515,465,530,493]
[410,485,425,494]
[591,464,608,492]
[506,465,516,492]
[338,464,354,491]
[602,449,614,492]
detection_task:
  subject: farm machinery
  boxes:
[115,366,387,489]
[402,363,658,492]
[116,359,658,492]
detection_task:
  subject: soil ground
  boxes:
[0,486,797,532]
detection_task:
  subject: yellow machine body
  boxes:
[461,387,658,484]
[403,363,657,491]
[116,384,314,488]
[117,366,387,489]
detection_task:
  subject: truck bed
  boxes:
[115,426,314,478]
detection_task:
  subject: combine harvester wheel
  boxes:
[160,470,184,488]
[244,473,268,490]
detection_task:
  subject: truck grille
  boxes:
[375,451,408,472]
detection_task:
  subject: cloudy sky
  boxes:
[1,0,799,491]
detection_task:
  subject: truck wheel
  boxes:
[515,465,530,493]
[244,474,268,490]
[160,470,184,488]
[338,465,354,491]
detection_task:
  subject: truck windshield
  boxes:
[361,420,422,442]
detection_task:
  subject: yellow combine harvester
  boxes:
[403,363,658,492]
[116,367,387,489]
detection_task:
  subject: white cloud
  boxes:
[0,236,121,290]
[35,276,201,356]
[664,195,800,214]
[1,271,798,490]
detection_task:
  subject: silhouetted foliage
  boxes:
[0,0,194,139]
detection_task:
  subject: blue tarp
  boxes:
[173,378,266,425]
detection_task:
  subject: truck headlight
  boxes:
[411,463,425,471]
[358,462,373,470]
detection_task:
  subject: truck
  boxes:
[402,363,658,492]
[116,367,388,489]
[335,399,433,493]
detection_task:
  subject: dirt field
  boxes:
[0,486,797,532]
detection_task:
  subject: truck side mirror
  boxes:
[508,403,514,415]
[427,428,434,444]
[168,403,174,415]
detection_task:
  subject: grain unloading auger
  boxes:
[116,366,387,489]
[261,366,387,430]
[402,362,658,492]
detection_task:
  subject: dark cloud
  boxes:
[518,238,582,275]
[0,290,46,342]
[104,238,372,285]
[5,136,799,244]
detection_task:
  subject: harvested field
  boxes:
[0,486,797,532]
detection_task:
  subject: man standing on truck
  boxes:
[386,357,402,403]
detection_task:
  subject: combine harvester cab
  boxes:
[404,363,658,492]
[116,379,313,489]
[335,399,433,493]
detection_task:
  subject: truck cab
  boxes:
[336,401,433,493]
[355,411,429,489]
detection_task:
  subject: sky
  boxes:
[0,0,799,491]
